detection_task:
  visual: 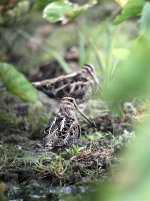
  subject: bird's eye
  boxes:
[69,98,74,102]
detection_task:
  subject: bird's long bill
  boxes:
[75,105,96,127]
[92,74,100,87]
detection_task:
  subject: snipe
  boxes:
[32,64,99,104]
[43,96,95,150]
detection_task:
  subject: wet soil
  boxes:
[0,88,136,200]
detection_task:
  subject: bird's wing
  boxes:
[63,120,81,144]
[32,72,77,92]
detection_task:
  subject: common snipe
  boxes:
[43,96,95,150]
[32,64,99,104]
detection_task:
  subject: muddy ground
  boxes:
[0,73,136,200]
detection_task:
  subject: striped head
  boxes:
[82,64,99,86]
[83,64,95,74]
[60,97,77,110]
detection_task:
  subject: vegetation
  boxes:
[0,0,149,200]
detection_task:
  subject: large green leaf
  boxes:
[113,0,144,25]
[86,117,150,201]
[43,0,96,23]
[43,0,73,23]
[0,63,41,104]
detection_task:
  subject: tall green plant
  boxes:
[102,1,150,112]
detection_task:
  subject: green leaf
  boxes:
[0,63,41,104]
[33,0,60,11]
[113,0,144,25]
[43,0,73,23]
[43,0,96,23]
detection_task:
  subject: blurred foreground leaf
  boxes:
[87,117,150,201]
[113,0,144,24]
[116,118,150,201]
[0,63,41,104]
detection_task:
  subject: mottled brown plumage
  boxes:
[32,64,99,103]
[43,97,95,150]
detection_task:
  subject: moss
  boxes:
[0,112,16,132]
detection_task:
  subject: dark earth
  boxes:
[0,61,136,200]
